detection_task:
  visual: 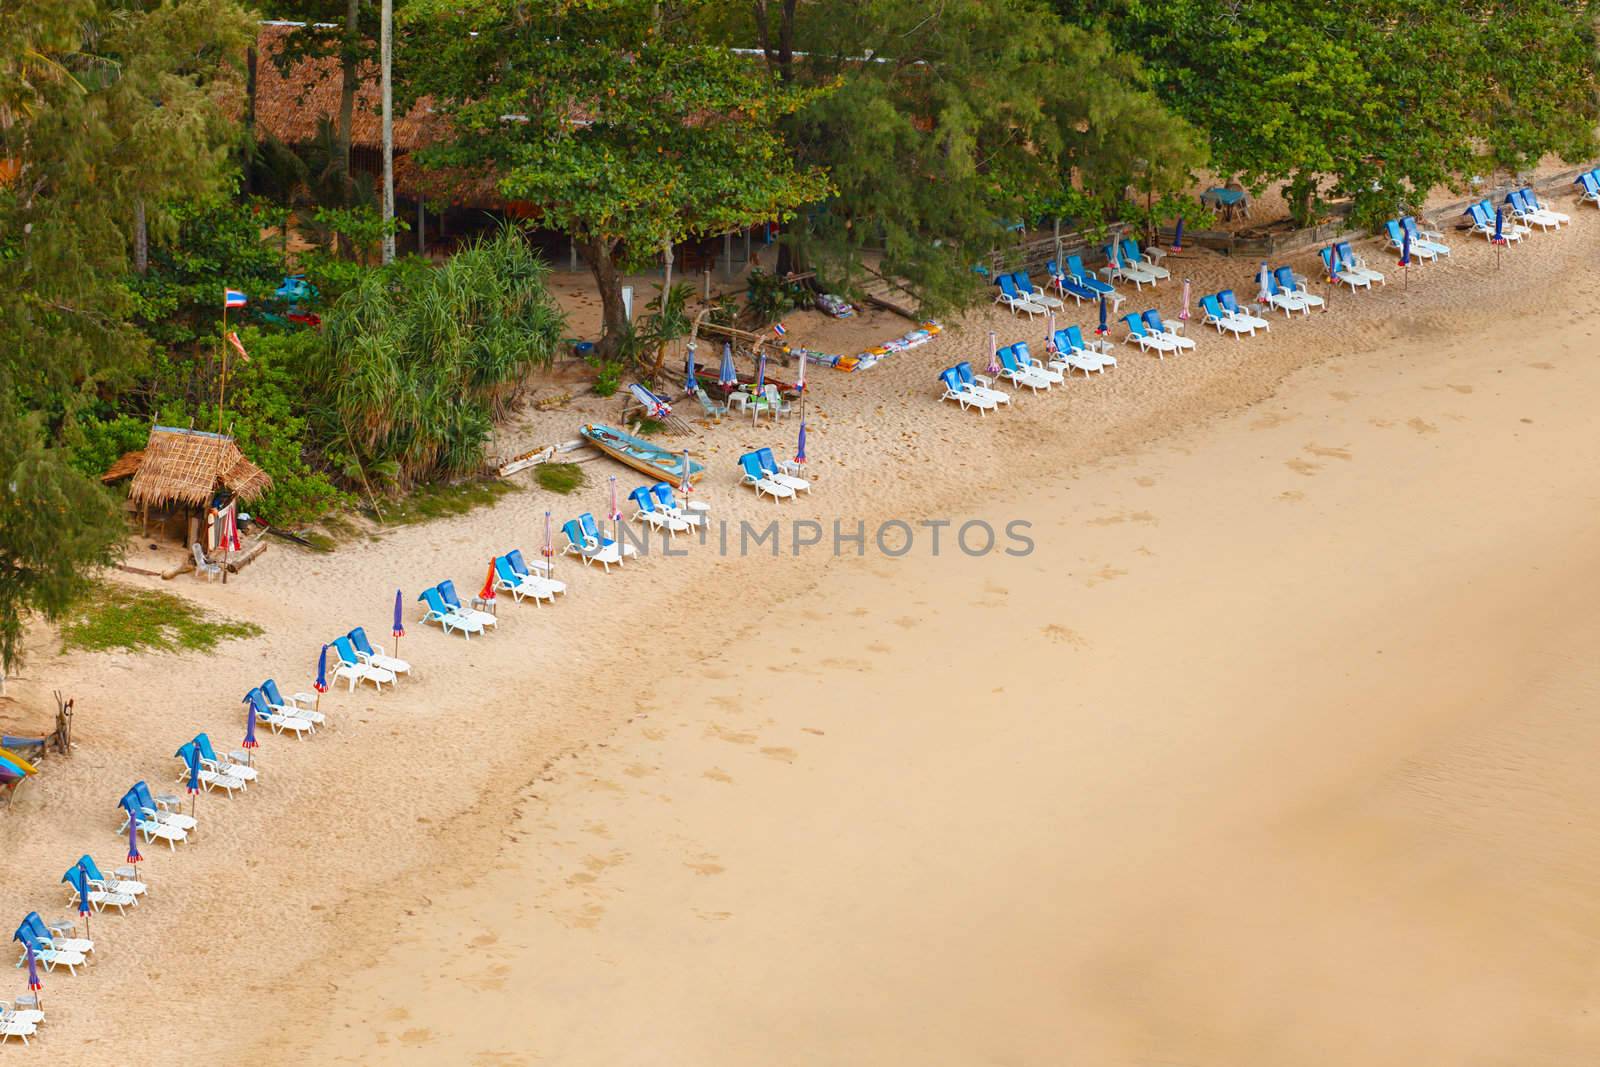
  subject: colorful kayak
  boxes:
[580,424,705,484]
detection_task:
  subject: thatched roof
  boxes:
[254,24,444,153]
[126,427,272,509]
[101,449,146,484]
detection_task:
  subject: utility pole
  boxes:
[380,0,395,265]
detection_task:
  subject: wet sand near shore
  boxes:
[256,289,1600,1064]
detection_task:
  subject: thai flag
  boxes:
[772,322,787,337]
[223,288,247,308]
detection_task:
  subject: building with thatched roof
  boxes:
[106,427,271,549]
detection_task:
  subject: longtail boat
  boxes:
[580,424,705,483]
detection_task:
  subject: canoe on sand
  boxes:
[580,424,706,484]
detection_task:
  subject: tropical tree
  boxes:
[1062,0,1600,224]
[403,0,833,360]
[723,0,1204,314]
[0,0,251,678]
[309,227,566,488]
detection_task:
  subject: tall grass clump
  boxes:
[312,227,566,489]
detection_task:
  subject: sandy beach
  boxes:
[5,209,1600,1064]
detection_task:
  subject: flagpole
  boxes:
[217,301,228,434]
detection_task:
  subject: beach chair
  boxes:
[416,586,483,637]
[62,864,134,915]
[562,519,621,571]
[494,554,560,605]
[940,368,996,415]
[174,740,245,797]
[1063,325,1118,370]
[438,580,499,631]
[507,547,561,583]
[191,543,221,582]
[994,346,1053,394]
[76,854,147,902]
[1120,239,1171,280]
[692,386,727,421]
[1012,271,1063,311]
[1511,188,1567,230]
[1382,221,1433,267]
[12,923,87,976]
[1575,171,1600,208]
[116,794,187,850]
[1044,331,1101,377]
[258,678,324,729]
[1332,242,1386,287]
[1200,294,1256,337]
[1464,201,1526,243]
[347,627,411,679]
[1,1015,37,1046]
[650,484,704,529]
[21,912,91,956]
[1011,342,1065,385]
[1400,217,1451,259]
[244,685,314,736]
[757,448,811,495]
[1258,270,1310,317]
[955,361,1012,406]
[1273,267,1325,312]
[995,274,1046,319]
[1141,310,1196,352]
[129,780,197,833]
[1121,313,1179,357]
[1063,256,1116,297]
[1104,242,1159,290]
[580,512,639,561]
[194,729,259,790]
[738,452,795,501]
[761,384,793,420]
[1218,290,1272,332]
[330,634,398,690]
[628,486,691,535]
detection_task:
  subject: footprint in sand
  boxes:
[641,727,666,741]
[1251,411,1296,430]
[1369,417,1394,429]
[557,903,606,929]
[685,857,725,876]
[1279,490,1307,503]
[1407,417,1438,435]
[469,932,499,948]
[892,616,919,629]
[462,963,513,992]
[802,727,825,736]
[384,1007,411,1022]
[1330,390,1356,402]
[707,724,757,745]
[1285,458,1321,476]
[866,641,892,654]
[399,1028,435,1047]
[1040,624,1088,649]
[1087,565,1127,587]
[1134,476,1156,487]
[1087,513,1127,526]
[1447,383,1473,394]
[622,763,655,779]
[1304,444,1352,461]
[696,910,733,922]
[761,746,797,762]
[1531,361,1555,370]
[703,768,734,783]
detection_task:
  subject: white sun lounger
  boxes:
[955,362,1011,406]
[940,368,997,415]
[1,1017,37,1046]
[757,448,809,495]
[739,452,795,501]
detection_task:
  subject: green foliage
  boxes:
[312,227,567,488]
[536,462,585,495]
[722,0,1204,316]
[130,193,289,348]
[60,587,262,656]
[590,359,623,398]
[370,479,518,526]
[744,267,811,326]
[68,413,152,481]
[404,0,833,356]
[1070,0,1600,223]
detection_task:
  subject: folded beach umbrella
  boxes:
[987,329,1000,374]
[313,643,328,713]
[479,559,496,603]
[609,475,623,558]
[1326,245,1340,283]
[1096,295,1108,336]
[1179,278,1192,322]
[69,862,91,936]
[1493,207,1505,244]
[685,341,698,394]
[1172,218,1184,253]
[1046,309,1058,350]
[242,693,259,753]
[795,346,805,394]
[542,510,555,575]
[1399,228,1411,268]
[1257,261,1271,304]
[127,808,144,868]
[24,940,41,997]
[718,342,736,388]
[755,350,766,396]
[392,588,405,659]
[679,450,692,498]
[796,420,808,465]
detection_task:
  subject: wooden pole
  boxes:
[380,0,395,265]
[216,304,228,434]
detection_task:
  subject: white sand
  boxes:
[4,198,1600,1063]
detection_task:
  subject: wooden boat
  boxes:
[580,424,706,483]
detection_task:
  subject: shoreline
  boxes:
[4,211,1599,1061]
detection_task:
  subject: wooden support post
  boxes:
[723,232,733,280]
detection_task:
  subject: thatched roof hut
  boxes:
[124,427,271,511]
